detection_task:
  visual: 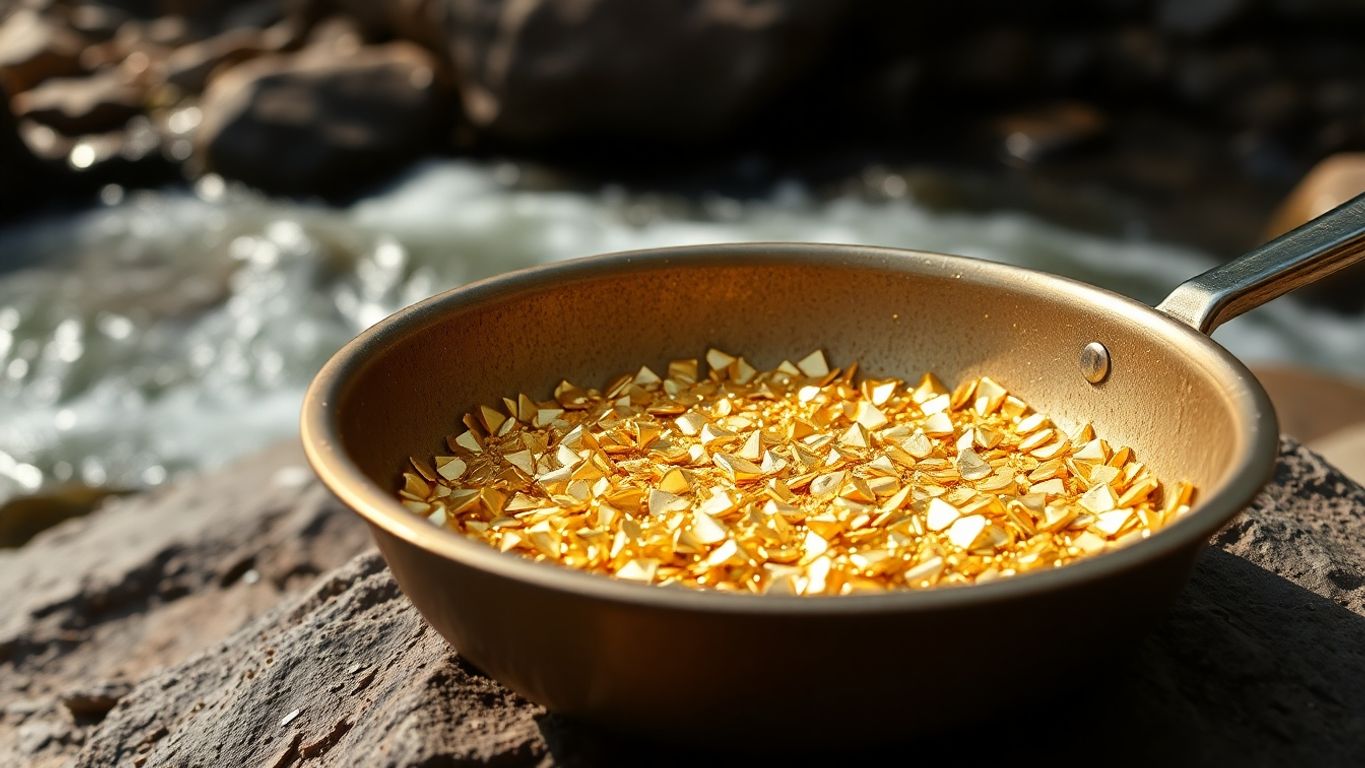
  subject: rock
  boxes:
[0,9,86,93]
[0,442,370,767]
[66,3,132,42]
[60,681,133,719]
[1312,425,1365,486]
[446,0,845,144]
[1266,152,1365,239]
[163,27,273,92]
[0,484,130,548]
[196,42,447,196]
[59,439,1365,765]
[1252,365,1365,444]
[11,70,145,136]
[992,101,1107,164]
[1264,153,1365,312]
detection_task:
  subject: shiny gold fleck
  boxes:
[401,350,1193,595]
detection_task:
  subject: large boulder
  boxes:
[195,41,448,197]
[444,0,846,144]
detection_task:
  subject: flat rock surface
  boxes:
[0,443,370,767]
[5,439,1364,766]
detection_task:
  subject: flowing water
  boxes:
[2,159,1362,505]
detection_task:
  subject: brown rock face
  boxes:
[11,69,144,136]
[0,438,1345,766]
[445,0,845,144]
[0,9,86,93]
[0,443,369,768]
[195,41,448,197]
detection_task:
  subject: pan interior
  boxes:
[331,246,1265,558]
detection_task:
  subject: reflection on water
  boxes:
[0,160,1361,503]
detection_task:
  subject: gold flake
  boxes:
[690,512,729,545]
[946,514,988,549]
[436,457,467,481]
[617,558,659,582]
[1015,413,1048,435]
[1030,478,1066,496]
[838,422,871,449]
[905,556,944,586]
[909,374,944,405]
[402,499,432,515]
[809,470,847,498]
[926,498,961,531]
[504,450,536,476]
[956,447,992,481]
[920,393,951,415]
[1079,484,1117,514]
[736,431,763,461]
[1093,508,1134,537]
[454,430,482,453]
[973,377,1007,415]
[796,350,830,378]
[903,431,934,458]
[867,380,898,406]
[706,348,737,375]
[714,453,763,483]
[478,405,507,434]
[923,412,955,436]
[648,489,689,516]
[854,401,889,429]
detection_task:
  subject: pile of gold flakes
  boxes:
[399,349,1195,595]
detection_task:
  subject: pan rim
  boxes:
[301,242,1279,615]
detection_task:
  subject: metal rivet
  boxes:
[1080,342,1111,384]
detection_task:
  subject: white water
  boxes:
[1,159,1361,502]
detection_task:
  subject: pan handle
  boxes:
[1156,192,1365,335]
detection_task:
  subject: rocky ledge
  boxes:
[3,438,1364,766]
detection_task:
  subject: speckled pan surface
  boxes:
[301,243,1278,737]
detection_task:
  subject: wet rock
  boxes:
[1254,365,1365,445]
[11,70,145,136]
[0,442,370,766]
[446,0,845,144]
[1312,425,1365,486]
[163,28,272,92]
[1265,153,1365,312]
[993,102,1107,164]
[196,41,447,196]
[0,9,86,93]
[67,439,1365,765]
[66,3,132,42]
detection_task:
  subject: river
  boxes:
[1,159,1361,504]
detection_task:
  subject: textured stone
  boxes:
[50,438,1365,766]
[0,443,369,768]
[195,41,448,196]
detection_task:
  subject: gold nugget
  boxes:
[398,350,1195,595]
